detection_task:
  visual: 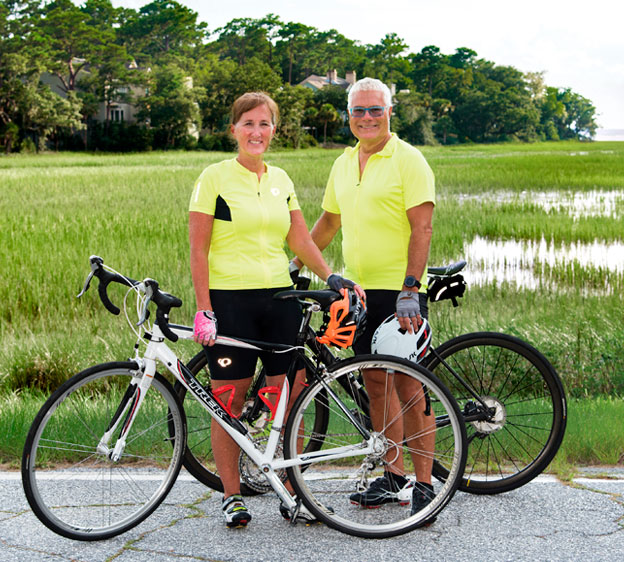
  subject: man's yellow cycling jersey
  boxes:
[322,134,435,290]
[189,158,299,289]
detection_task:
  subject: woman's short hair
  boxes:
[231,92,279,126]
[348,78,392,108]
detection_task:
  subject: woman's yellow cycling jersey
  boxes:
[189,158,299,289]
[322,134,435,290]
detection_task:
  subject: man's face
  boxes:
[348,90,392,145]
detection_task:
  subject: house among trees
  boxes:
[40,59,149,126]
[299,70,357,91]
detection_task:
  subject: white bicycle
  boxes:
[21,256,467,540]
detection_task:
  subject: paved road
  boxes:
[1,468,623,562]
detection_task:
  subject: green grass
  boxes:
[4,391,622,472]
[2,140,624,469]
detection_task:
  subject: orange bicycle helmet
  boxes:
[317,289,367,348]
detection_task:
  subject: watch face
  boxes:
[404,275,419,288]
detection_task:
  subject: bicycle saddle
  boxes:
[274,289,341,309]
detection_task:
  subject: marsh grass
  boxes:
[2,141,624,467]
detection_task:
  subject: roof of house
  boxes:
[299,74,351,91]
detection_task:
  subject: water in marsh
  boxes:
[463,235,624,290]
[453,189,624,219]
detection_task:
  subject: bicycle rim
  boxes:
[425,332,567,494]
[284,355,466,539]
[22,363,186,540]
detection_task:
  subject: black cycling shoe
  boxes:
[411,482,436,524]
[222,495,252,528]
[349,475,413,508]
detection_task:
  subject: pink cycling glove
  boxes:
[194,310,217,344]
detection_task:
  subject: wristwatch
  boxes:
[403,275,421,290]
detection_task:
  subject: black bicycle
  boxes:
[178,260,567,497]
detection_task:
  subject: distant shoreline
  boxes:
[594,129,624,141]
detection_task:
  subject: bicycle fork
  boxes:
[96,360,155,462]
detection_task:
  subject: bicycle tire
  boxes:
[424,332,567,494]
[283,355,467,539]
[22,362,186,541]
[175,350,329,495]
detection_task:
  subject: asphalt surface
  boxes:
[1,468,623,562]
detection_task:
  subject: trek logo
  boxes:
[187,376,230,423]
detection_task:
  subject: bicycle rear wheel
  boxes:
[424,332,567,494]
[175,351,329,495]
[22,362,186,541]
[283,355,466,539]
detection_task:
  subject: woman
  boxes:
[189,92,361,528]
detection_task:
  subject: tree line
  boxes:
[0,0,598,153]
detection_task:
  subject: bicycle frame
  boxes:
[112,320,376,512]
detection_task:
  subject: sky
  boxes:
[112,0,624,130]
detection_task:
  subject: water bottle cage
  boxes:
[257,386,282,421]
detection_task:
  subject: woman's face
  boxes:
[231,104,275,159]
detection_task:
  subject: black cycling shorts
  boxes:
[353,290,429,355]
[205,287,302,380]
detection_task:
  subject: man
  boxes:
[295,77,436,514]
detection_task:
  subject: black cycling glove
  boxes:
[327,273,357,293]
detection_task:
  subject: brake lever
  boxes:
[77,255,104,298]
[77,270,95,299]
[136,279,153,326]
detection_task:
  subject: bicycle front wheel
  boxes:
[283,355,466,539]
[424,332,567,494]
[22,362,186,541]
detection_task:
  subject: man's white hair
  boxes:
[348,77,392,108]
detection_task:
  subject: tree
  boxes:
[211,15,280,67]
[316,103,340,143]
[118,0,207,64]
[275,21,314,84]
[194,53,236,133]
[449,47,477,69]
[411,45,446,97]
[393,91,437,145]
[225,57,282,101]
[313,84,347,112]
[273,84,313,148]
[20,86,84,150]
[136,63,200,148]
[38,0,113,93]
[363,33,412,88]
[0,1,46,151]
[541,87,597,140]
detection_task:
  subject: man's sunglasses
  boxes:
[348,106,387,118]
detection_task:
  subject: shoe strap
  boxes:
[222,495,245,511]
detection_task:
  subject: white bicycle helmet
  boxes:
[371,315,432,364]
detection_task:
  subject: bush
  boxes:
[88,122,153,152]
[19,137,37,153]
[198,132,236,152]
